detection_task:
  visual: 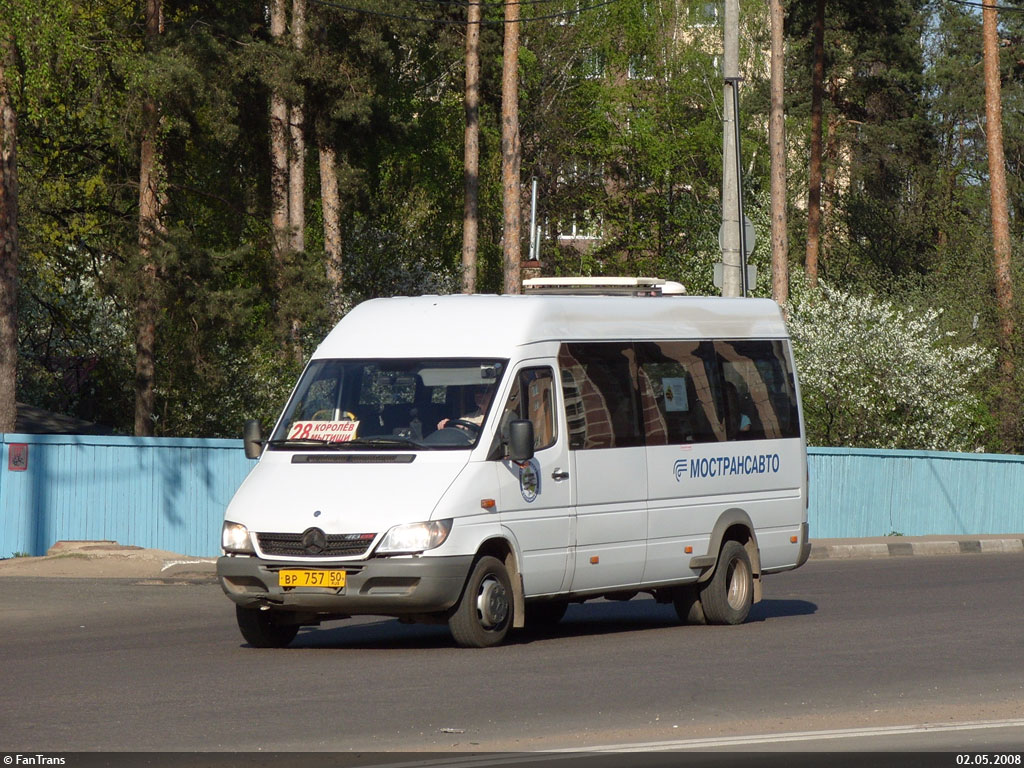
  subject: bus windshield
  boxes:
[268,358,507,450]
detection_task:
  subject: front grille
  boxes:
[256,532,376,558]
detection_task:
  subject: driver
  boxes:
[437,386,494,431]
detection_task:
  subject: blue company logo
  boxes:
[674,453,781,481]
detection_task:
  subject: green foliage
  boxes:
[787,280,996,451]
[3,0,1022,450]
[521,0,731,285]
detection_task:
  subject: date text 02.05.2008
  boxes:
[957,756,1022,766]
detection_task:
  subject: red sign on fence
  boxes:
[8,443,28,471]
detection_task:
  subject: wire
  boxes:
[309,0,622,23]
[944,0,1024,13]
[406,0,575,7]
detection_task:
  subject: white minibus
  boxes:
[217,290,810,647]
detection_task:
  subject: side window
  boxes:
[636,341,725,444]
[558,343,642,449]
[289,361,344,423]
[715,340,800,440]
[500,367,558,451]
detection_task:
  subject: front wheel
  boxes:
[448,556,513,648]
[235,605,300,648]
[698,540,754,625]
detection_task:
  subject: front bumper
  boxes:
[217,554,474,617]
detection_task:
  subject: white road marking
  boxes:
[562,717,1024,752]
[159,559,216,571]
[358,718,1024,768]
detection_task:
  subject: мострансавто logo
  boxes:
[674,453,781,481]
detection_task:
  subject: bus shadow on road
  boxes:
[276,596,817,649]
[747,597,818,621]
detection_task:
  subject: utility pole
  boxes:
[720,0,742,297]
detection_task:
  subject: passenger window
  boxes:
[715,340,800,440]
[636,341,725,444]
[558,343,643,449]
[499,367,557,451]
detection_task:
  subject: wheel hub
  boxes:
[726,559,751,610]
[477,577,509,628]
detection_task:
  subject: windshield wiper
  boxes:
[266,436,422,450]
[266,438,354,449]
[344,436,421,449]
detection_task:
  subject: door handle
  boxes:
[551,469,569,481]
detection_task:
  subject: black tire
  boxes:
[235,605,300,648]
[448,556,513,648]
[698,540,754,625]
[671,584,707,625]
[524,600,568,627]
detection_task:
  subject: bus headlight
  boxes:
[376,519,452,555]
[221,521,255,554]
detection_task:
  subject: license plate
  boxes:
[279,569,347,588]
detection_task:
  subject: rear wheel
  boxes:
[235,605,300,648]
[698,540,753,625]
[671,584,706,625]
[449,556,513,648]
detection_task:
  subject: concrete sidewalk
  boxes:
[0,534,1021,580]
[0,540,218,581]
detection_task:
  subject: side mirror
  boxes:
[243,419,263,460]
[507,419,535,463]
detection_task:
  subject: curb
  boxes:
[4,536,1023,579]
[808,536,1024,560]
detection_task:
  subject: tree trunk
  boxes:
[804,0,824,288]
[285,0,306,360]
[461,0,481,294]
[319,143,342,317]
[0,39,19,433]
[269,0,291,342]
[768,0,788,306]
[288,0,306,257]
[501,0,521,295]
[982,2,1017,446]
[134,0,163,437]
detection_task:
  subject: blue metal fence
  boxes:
[1,437,1022,558]
[0,434,253,558]
[808,447,1024,538]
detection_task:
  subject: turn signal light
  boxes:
[684,546,693,554]
[791,536,798,543]
[480,499,496,510]
[590,556,599,565]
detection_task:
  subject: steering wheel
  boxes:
[446,418,482,435]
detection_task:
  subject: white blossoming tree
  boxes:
[785,282,996,451]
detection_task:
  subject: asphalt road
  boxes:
[1,554,1022,756]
